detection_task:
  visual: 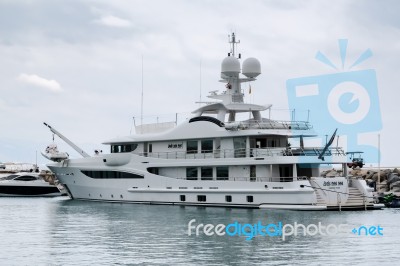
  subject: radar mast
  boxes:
[228,32,240,57]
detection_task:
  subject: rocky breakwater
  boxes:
[39,170,56,185]
[321,168,400,193]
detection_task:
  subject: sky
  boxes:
[0,0,399,167]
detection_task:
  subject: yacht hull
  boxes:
[0,184,62,197]
[49,164,322,210]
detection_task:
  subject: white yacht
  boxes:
[0,172,63,197]
[44,33,382,210]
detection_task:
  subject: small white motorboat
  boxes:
[41,143,69,162]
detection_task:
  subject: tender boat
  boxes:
[0,172,63,197]
[43,33,383,210]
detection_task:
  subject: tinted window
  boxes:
[15,176,37,181]
[197,195,206,202]
[186,167,198,180]
[201,139,213,153]
[216,167,229,180]
[247,195,254,202]
[187,140,198,154]
[111,144,138,153]
[201,167,213,180]
[81,170,143,179]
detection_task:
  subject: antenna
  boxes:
[140,55,144,134]
[130,116,135,135]
[199,59,202,106]
[228,32,240,57]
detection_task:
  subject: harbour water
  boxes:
[1,197,400,265]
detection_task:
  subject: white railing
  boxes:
[225,120,312,131]
[173,176,308,182]
[139,147,346,160]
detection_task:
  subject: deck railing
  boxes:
[139,147,346,160]
[173,176,309,182]
[224,120,312,131]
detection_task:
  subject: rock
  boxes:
[372,172,387,182]
[326,170,338,177]
[366,171,376,180]
[380,171,388,181]
[388,173,400,184]
[390,181,400,192]
[393,168,400,175]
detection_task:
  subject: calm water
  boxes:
[0,197,399,265]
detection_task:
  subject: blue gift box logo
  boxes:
[286,40,382,164]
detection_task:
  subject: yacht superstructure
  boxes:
[45,33,382,210]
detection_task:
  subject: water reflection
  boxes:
[0,197,399,265]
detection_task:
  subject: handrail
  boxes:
[137,146,347,160]
[224,120,312,130]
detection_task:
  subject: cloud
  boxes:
[94,15,132,28]
[17,73,62,92]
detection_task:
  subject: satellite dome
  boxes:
[242,57,261,78]
[221,56,240,77]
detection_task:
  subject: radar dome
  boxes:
[242,57,261,78]
[221,56,240,77]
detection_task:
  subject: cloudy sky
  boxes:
[0,0,399,167]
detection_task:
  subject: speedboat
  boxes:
[0,172,63,197]
[43,33,383,210]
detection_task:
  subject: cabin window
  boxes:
[180,195,186,202]
[14,176,37,181]
[186,167,198,180]
[233,137,246,158]
[147,167,159,175]
[81,170,143,179]
[216,167,229,180]
[225,195,232,202]
[111,144,138,153]
[197,195,206,202]
[247,195,254,203]
[187,140,198,154]
[201,167,213,180]
[279,164,293,178]
[112,145,120,153]
[201,139,213,153]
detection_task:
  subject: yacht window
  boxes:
[124,144,138,152]
[14,176,37,181]
[216,167,229,180]
[201,139,213,153]
[225,195,232,202]
[111,145,120,153]
[233,137,246,158]
[147,167,159,175]
[81,170,143,179]
[197,195,206,202]
[186,167,198,180]
[4,174,18,180]
[111,144,138,153]
[187,140,198,154]
[267,139,277,147]
[180,195,186,202]
[201,167,213,180]
[247,195,254,203]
